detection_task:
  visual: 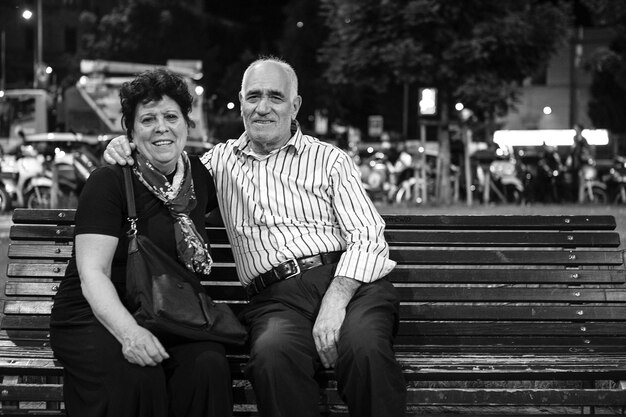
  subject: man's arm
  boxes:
[103,135,136,165]
[312,150,396,368]
[313,276,360,368]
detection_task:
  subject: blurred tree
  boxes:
[318,0,571,204]
[79,0,238,104]
[582,0,626,135]
[278,0,328,134]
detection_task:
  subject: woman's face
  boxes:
[132,95,187,174]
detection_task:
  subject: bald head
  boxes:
[241,57,299,101]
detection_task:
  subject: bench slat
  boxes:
[8,244,73,260]
[9,283,626,304]
[385,231,621,247]
[402,388,626,406]
[391,267,626,283]
[398,321,626,336]
[400,305,626,320]
[5,311,626,339]
[391,249,625,265]
[381,215,617,230]
[11,208,75,224]
[11,224,622,248]
[397,287,626,302]
[11,209,617,230]
[9,225,74,241]
[7,264,624,285]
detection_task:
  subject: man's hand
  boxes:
[121,324,169,366]
[103,135,136,165]
[313,276,360,368]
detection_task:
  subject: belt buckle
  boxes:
[281,259,301,280]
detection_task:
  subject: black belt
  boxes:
[246,251,344,298]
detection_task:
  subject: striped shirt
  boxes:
[200,128,396,286]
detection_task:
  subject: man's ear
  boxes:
[292,95,302,120]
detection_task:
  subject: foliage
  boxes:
[318,0,571,123]
[582,0,626,133]
[79,0,239,95]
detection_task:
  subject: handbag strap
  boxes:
[122,166,138,233]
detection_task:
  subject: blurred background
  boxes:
[2,0,626,210]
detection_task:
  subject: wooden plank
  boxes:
[390,267,626,284]
[381,215,617,230]
[398,321,626,337]
[384,230,621,247]
[12,208,75,224]
[7,245,73,260]
[0,383,63,401]
[9,225,74,241]
[390,249,625,266]
[1,316,50,330]
[6,263,67,279]
[11,298,626,320]
[10,245,623,266]
[3,301,53,315]
[400,388,626,407]
[394,335,626,347]
[399,305,626,321]
[14,210,616,231]
[6,263,241,281]
[5,283,60,297]
[3,281,247,300]
[396,287,626,302]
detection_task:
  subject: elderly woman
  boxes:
[49,69,232,417]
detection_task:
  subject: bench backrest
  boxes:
[3,209,625,351]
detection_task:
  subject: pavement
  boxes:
[0,212,11,238]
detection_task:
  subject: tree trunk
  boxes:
[436,92,452,205]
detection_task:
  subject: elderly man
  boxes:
[104,57,406,417]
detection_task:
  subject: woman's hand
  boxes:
[121,325,170,367]
[103,135,136,165]
[76,234,168,367]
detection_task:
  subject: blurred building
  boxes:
[501,27,614,131]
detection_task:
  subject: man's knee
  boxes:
[249,334,301,371]
[338,329,393,366]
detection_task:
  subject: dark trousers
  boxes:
[50,322,233,417]
[241,263,406,417]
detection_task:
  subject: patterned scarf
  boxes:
[132,151,212,276]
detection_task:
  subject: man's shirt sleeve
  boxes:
[329,152,396,283]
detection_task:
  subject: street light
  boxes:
[22,0,43,88]
[1,29,5,91]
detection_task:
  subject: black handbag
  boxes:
[122,166,247,346]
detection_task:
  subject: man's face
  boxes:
[239,62,301,153]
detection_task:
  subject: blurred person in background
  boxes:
[566,123,592,202]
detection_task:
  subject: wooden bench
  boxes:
[1,208,626,416]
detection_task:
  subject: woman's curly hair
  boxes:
[119,68,195,140]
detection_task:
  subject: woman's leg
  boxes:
[164,341,233,417]
[50,323,168,417]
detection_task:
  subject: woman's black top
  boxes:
[50,156,217,327]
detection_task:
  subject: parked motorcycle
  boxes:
[359,152,391,202]
[577,163,608,204]
[29,147,100,209]
[535,145,566,203]
[0,145,53,211]
[603,155,626,204]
